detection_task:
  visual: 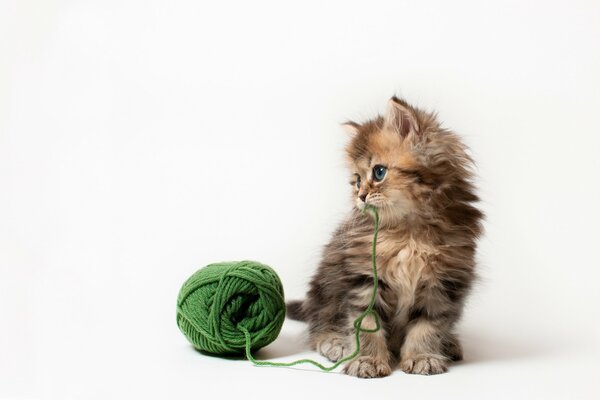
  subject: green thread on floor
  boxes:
[176,205,381,371]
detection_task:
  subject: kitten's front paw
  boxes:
[400,355,448,375]
[343,356,392,379]
[316,336,351,362]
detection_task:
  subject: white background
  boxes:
[2,1,599,399]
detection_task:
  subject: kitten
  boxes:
[287,96,483,378]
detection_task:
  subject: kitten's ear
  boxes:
[385,96,419,137]
[342,121,360,136]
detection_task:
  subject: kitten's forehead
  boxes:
[348,127,417,171]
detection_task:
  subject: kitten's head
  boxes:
[345,97,478,225]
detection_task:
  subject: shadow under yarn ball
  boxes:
[176,261,286,355]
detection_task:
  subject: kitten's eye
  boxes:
[373,165,387,182]
[356,175,361,189]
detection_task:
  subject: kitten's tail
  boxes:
[285,300,306,322]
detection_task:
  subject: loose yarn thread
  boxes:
[176,205,381,371]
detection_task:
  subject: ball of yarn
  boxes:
[176,260,286,355]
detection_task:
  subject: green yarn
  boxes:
[176,205,381,371]
[176,261,286,354]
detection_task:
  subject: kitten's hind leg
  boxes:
[311,332,354,362]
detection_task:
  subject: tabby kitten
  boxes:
[287,97,483,378]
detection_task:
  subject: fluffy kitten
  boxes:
[287,96,483,378]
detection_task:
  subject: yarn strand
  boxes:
[240,205,381,371]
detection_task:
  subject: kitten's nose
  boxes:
[359,193,368,202]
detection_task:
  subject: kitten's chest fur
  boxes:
[347,228,440,314]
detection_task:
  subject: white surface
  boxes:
[1,1,600,399]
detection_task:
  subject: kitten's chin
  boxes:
[363,200,415,226]
[355,200,382,211]
[355,200,390,214]
[356,197,387,210]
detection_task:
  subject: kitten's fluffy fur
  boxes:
[287,97,483,378]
